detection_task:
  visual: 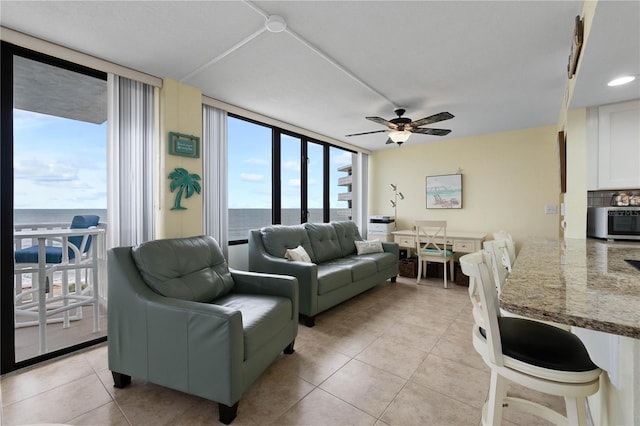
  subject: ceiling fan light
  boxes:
[608,75,636,86]
[389,130,411,144]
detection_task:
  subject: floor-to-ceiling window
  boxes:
[1,42,108,372]
[227,114,355,243]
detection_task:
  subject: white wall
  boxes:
[368,125,561,247]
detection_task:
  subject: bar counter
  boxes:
[501,238,640,339]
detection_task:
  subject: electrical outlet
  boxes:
[545,204,558,214]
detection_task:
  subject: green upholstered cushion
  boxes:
[131,235,234,302]
[421,248,454,256]
[304,223,343,263]
[260,225,316,262]
[331,221,362,257]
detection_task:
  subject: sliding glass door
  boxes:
[1,42,108,372]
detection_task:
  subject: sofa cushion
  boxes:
[214,294,292,360]
[131,235,234,302]
[261,225,316,262]
[316,263,353,295]
[350,252,397,272]
[331,221,362,257]
[304,223,343,263]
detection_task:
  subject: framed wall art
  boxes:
[168,132,200,158]
[426,174,462,209]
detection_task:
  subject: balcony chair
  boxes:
[415,220,454,288]
[459,250,601,425]
[14,215,101,336]
[108,235,298,424]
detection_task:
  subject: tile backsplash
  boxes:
[588,189,640,207]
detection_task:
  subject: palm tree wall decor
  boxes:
[168,167,201,210]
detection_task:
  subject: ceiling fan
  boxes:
[346,108,454,146]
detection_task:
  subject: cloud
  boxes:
[240,173,264,182]
[333,151,353,165]
[14,159,78,183]
[283,160,300,172]
[245,158,268,165]
[288,178,301,187]
[13,109,57,132]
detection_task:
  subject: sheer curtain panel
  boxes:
[107,75,156,249]
[202,105,229,259]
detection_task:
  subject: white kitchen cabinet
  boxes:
[597,100,640,189]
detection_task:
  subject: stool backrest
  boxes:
[483,239,509,295]
[459,250,504,367]
[493,230,516,271]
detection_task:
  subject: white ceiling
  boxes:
[1,1,638,152]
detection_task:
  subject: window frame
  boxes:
[227,113,355,245]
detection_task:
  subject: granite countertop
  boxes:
[501,238,640,339]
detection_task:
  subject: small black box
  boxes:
[399,249,408,259]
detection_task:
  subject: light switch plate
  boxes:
[545,204,558,214]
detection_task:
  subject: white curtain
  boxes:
[354,152,369,237]
[202,105,229,259]
[107,75,155,249]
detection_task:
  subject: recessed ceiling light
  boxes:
[607,76,636,86]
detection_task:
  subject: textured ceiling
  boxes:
[1,1,638,151]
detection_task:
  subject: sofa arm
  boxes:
[144,295,245,405]
[231,269,297,300]
[382,241,399,258]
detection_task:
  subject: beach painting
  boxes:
[426,174,462,209]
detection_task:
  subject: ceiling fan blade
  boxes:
[345,129,388,137]
[385,138,394,144]
[410,112,454,127]
[411,128,452,136]
[366,116,398,129]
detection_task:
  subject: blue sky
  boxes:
[13,111,351,210]
[228,116,352,209]
[13,109,107,209]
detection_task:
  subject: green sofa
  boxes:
[108,235,298,424]
[248,222,398,327]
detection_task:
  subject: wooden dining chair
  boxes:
[415,220,454,288]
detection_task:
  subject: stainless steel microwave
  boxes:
[587,207,640,240]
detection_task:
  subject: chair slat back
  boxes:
[415,220,448,255]
[483,239,509,295]
[493,230,516,271]
[459,250,504,366]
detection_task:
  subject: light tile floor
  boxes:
[1,276,564,425]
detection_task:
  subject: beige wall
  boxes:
[564,108,589,238]
[368,125,561,247]
[156,79,204,239]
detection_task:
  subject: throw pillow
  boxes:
[354,239,384,255]
[285,245,312,262]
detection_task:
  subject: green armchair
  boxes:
[107,235,298,424]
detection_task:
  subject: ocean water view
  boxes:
[14,209,348,241]
[14,209,108,226]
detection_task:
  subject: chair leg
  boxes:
[443,261,448,289]
[416,259,422,283]
[565,396,588,426]
[485,370,507,426]
[284,340,295,354]
[112,371,131,388]
[219,402,239,425]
